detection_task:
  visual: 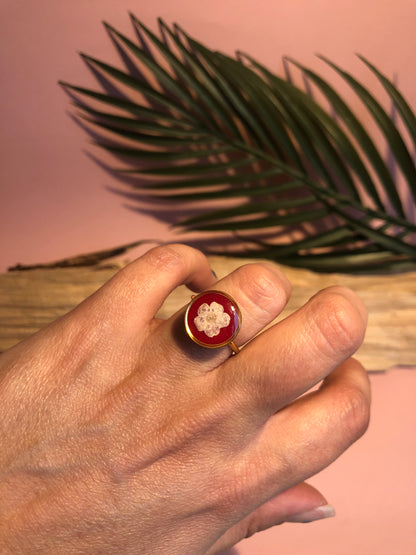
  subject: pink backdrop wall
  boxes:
[2,0,416,271]
[1,2,416,554]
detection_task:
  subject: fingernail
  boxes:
[287,504,336,523]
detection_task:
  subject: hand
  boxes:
[0,244,370,554]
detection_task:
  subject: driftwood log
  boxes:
[0,256,415,372]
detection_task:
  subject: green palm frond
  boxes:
[60,14,416,273]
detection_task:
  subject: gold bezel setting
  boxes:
[184,290,242,351]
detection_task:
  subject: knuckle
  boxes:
[212,459,261,517]
[335,381,371,444]
[236,263,290,315]
[311,287,366,359]
[143,244,188,273]
[104,244,190,302]
[120,244,202,293]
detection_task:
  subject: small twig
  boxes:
[8,240,159,272]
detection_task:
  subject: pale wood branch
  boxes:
[0,257,415,371]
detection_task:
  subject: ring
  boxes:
[184,290,242,355]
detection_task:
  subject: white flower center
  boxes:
[194,301,231,338]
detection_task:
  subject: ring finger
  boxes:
[217,285,368,422]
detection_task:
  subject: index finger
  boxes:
[74,244,216,331]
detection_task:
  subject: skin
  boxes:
[0,244,370,554]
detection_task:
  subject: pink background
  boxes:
[1,2,415,553]
[2,0,416,272]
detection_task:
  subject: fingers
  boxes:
[243,358,370,503]
[203,359,369,546]
[208,482,332,554]
[221,286,367,416]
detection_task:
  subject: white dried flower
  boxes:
[194,301,231,338]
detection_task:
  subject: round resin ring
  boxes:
[185,290,242,354]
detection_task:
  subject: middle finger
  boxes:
[148,261,292,372]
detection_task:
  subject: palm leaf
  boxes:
[60,15,416,273]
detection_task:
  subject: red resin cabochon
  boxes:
[185,291,241,347]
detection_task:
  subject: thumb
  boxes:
[209,482,335,554]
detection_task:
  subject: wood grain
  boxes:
[0,257,415,371]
